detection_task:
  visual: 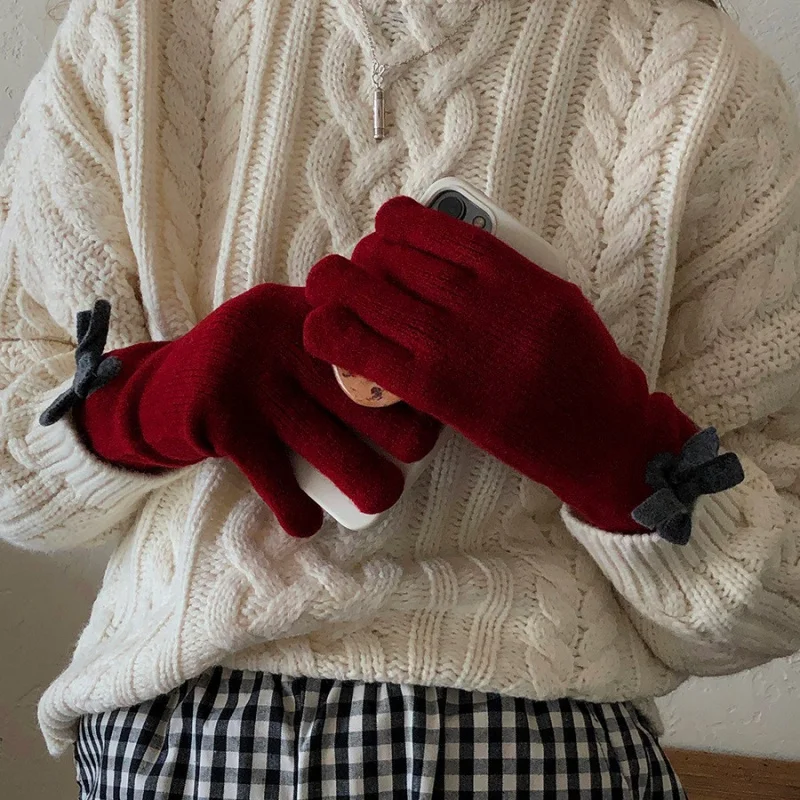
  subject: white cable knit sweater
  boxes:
[2,0,800,756]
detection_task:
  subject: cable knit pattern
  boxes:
[1,0,799,755]
[195,0,252,317]
[156,0,217,332]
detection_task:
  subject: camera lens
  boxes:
[436,194,467,220]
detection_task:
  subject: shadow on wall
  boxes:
[0,543,112,795]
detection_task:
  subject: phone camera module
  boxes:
[435,194,467,220]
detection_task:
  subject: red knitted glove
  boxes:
[73,284,440,537]
[304,197,699,532]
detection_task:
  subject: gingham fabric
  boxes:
[74,668,686,799]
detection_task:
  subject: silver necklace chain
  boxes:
[356,0,485,140]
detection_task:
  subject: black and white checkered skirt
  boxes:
[74,667,685,799]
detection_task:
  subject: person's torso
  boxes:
[41,0,728,735]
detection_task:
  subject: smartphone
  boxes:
[291,177,569,530]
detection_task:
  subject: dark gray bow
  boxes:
[631,427,744,546]
[39,300,122,427]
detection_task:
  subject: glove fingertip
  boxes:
[283,507,325,539]
[399,422,442,464]
[382,413,442,464]
[375,196,424,234]
[352,461,406,515]
[302,308,327,357]
[267,489,325,539]
[232,440,326,539]
[306,254,351,306]
[303,307,349,361]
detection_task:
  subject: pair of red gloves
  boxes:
[47,198,739,540]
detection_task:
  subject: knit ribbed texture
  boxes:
[1,0,799,756]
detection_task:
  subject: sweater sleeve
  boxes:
[563,42,800,675]
[0,2,175,552]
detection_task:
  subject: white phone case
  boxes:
[292,177,569,530]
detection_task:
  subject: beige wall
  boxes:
[1,0,799,796]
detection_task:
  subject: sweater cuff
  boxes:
[561,455,783,613]
[563,505,691,600]
[25,397,174,513]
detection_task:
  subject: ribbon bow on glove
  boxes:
[304,197,743,539]
[632,427,745,545]
[40,300,122,426]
